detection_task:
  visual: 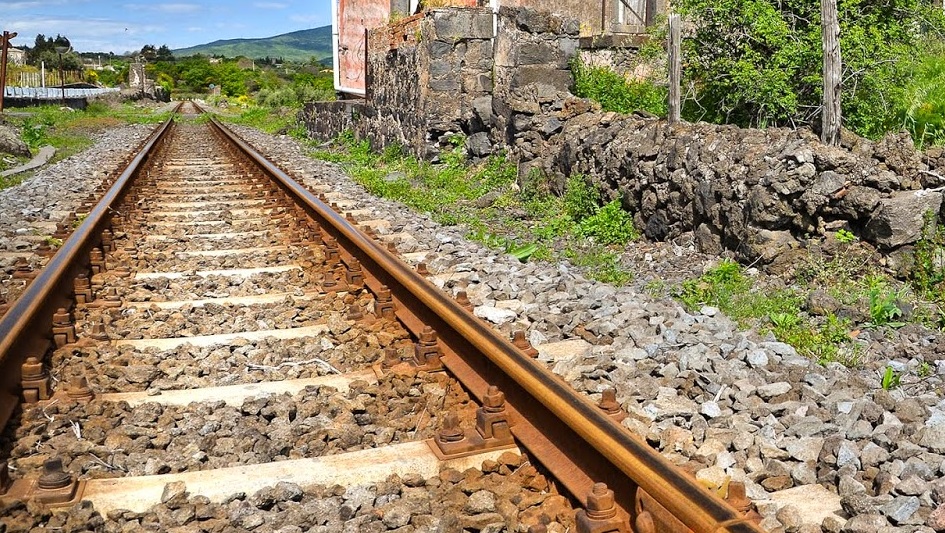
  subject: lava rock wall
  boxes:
[301,5,945,264]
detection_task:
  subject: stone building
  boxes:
[7,48,25,66]
[331,0,665,97]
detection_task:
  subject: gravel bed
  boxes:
[0,124,155,305]
[0,452,575,533]
[108,268,317,302]
[55,312,410,392]
[229,125,945,531]
[114,248,304,275]
[85,299,328,339]
[5,372,471,482]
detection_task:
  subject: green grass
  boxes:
[672,230,945,367]
[312,133,639,284]
[674,257,864,365]
[218,106,308,138]
[1,102,172,190]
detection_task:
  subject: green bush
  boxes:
[572,59,667,117]
[563,175,599,222]
[676,0,945,141]
[579,200,638,245]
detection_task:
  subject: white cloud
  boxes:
[289,13,327,25]
[8,16,166,53]
[123,3,201,13]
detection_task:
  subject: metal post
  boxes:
[58,52,65,106]
[667,14,681,124]
[55,39,70,107]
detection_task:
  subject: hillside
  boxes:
[172,26,332,63]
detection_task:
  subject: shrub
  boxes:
[572,59,668,117]
[579,200,638,245]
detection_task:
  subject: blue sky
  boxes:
[2,0,332,55]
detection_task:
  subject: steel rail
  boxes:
[0,110,178,438]
[207,117,764,533]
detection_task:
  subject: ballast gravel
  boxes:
[1,118,943,530]
[227,124,945,532]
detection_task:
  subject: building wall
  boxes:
[337,0,391,94]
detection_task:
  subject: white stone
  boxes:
[473,305,518,325]
[701,401,722,418]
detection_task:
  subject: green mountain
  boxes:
[172,26,332,63]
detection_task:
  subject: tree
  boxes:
[676,0,945,138]
[139,44,157,62]
[155,45,174,62]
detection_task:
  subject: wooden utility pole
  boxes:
[668,14,681,124]
[821,0,841,145]
[0,31,17,113]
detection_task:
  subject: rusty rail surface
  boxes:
[207,117,765,533]
[0,108,179,441]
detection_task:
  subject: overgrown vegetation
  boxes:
[674,227,945,367]
[572,58,667,117]
[572,2,945,146]
[313,134,639,284]
[1,102,172,190]
[674,0,945,143]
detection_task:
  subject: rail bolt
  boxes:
[347,303,364,321]
[512,330,539,358]
[90,320,110,341]
[21,356,51,402]
[12,258,35,280]
[437,411,465,444]
[52,307,77,347]
[725,481,762,522]
[476,386,512,443]
[416,262,431,276]
[345,259,364,289]
[73,273,93,304]
[66,376,95,402]
[382,346,401,368]
[575,483,630,533]
[598,388,627,423]
[374,285,397,320]
[413,326,443,370]
[38,458,72,490]
[455,290,474,312]
[89,248,107,275]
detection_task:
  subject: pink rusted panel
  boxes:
[338,0,390,94]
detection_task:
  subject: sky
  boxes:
[1,0,332,55]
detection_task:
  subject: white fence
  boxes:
[3,87,120,99]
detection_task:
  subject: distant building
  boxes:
[331,0,665,97]
[7,47,25,66]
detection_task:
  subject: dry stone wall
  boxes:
[529,108,945,267]
[300,5,945,263]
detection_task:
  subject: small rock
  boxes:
[927,503,945,531]
[746,349,769,368]
[474,305,518,325]
[701,401,722,418]
[757,382,792,399]
[465,490,496,514]
[880,495,920,525]
[841,514,890,533]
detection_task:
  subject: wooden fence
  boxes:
[3,70,85,87]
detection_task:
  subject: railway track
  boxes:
[0,103,764,532]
